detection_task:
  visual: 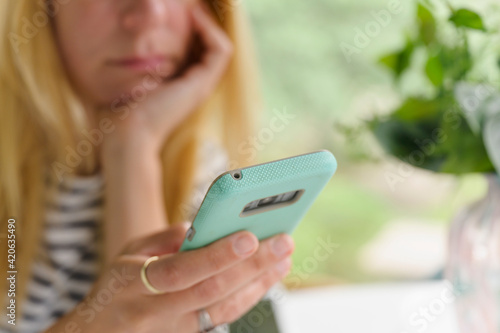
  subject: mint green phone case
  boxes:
[179,150,337,251]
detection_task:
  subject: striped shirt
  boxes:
[1,140,229,333]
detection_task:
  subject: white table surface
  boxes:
[275,280,459,333]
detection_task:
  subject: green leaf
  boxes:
[378,39,414,79]
[437,110,495,173]
[417,3,437,45]
[370,109,495,174]
[369,96,495,174]
[449,8,486,31]
[425,54,444,87]
[369,116,447,172]
[438,45,472,81]
[392,97,443,121]
[483,113,500,175]
[368,97,445,172]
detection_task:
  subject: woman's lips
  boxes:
[109,55,177,75]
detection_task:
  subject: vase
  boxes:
[445,174,500,332]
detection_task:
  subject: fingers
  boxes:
[171,2,233,100]
[141,2,232,139]
[120,222,191,256]
[164,234,294,312]
[141,230,258,294]
[180,257,292,332]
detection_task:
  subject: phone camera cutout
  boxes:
[232,171,242,180]
[240,189,305,217]
[258,195,277,206]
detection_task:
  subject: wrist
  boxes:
[100,146,163,188]
[100,135,160,169]
[100,136,167,261]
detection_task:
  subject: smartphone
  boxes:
[179,150,337,252]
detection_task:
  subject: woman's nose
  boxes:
[121,0,169,32]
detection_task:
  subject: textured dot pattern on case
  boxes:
[210,151,337,195]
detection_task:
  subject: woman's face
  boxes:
[53,0,198,106]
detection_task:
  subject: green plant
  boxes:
[353,1,500,174]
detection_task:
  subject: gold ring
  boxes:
[140,256,163,294]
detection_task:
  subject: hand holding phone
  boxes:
[180,150,337,251]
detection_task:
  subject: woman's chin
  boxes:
[89,86,155,110]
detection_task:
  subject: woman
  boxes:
[0,0,295,332]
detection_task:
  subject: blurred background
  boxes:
[238,0,500,286]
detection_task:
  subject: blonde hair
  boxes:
[0,0,262,321]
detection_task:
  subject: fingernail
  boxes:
[275,258,291,275]
[233,234,257,257]
[271,235,293,257]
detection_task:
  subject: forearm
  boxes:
[101,144,167,264]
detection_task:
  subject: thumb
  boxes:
[121,222,191,256]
